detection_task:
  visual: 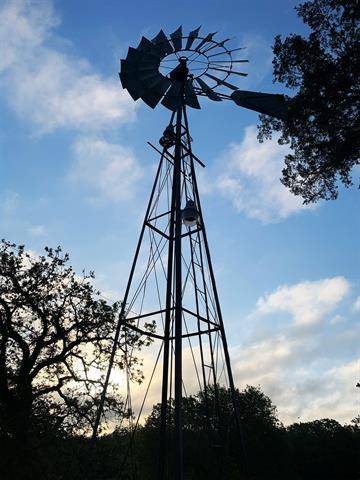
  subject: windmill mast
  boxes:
[173,103,184,480]
[91,26,287,480]
[159,100,185,480]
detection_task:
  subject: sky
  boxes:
[0,0,359,426]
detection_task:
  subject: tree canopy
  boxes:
[100,386,359,480]
[0,240,150,478]
[258,0,360,203]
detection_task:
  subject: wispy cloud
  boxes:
[230,276,359,424]
[28,224,46,236]
[216,125,315,222]
[1,191,20,216]
[0,0,136,134]
[256,276,350,327]
[239,33,273,89]
[70,137,143,202]
[0,0,142,202]
[353,296,360,312]
[103,275,358,427]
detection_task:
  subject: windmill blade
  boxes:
[142,75,171,93]
[185,26,201,50]
[161,81,182,110]
[204,72,238,91]
[209,66,248,77]
[120,59,136,75]
[126,46,143,62]
[126,47,159,66]
[209,64,247,70]
[119,60,146,100]
[184,80,200,109]
[119,73,139,99]
[119,72,145,100]
[195,32,217,52]
[141,88,168,109]
[152,29,173,56]
[200,38,230,55]
[138,70,164,83]
[170,26,182,51]
[196,77,222,101]
[137,54,161,66]
[210,59,249,64]
[231,90,288,119]
[137,52,161,70]
[137,36,162,58]
[208,47,245,58]
[152,78,172,97]
[137,58,161,71]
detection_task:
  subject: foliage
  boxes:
[258,0,360,203]
[143,386,284,479]
[73,386,360,480]
[1,374,359,479]
[0,240,152,478]
[145,384,280,431]
[286,418,360,479]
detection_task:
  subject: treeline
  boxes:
[1,385,359,480]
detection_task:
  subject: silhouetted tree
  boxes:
[258,0,360,203]
[286,418,360,479]
[142,385,285,479]
[0,240,150,479]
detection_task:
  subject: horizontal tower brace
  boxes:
[124,322,221,340]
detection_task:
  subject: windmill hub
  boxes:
[159,51,209,79]
[119,26,288,115]
[169,57,189,83]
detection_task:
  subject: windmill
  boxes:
[92,27,286,479]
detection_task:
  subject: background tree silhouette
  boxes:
[0,240,149,479]
[142,386,285,479]
[258,0,360,203]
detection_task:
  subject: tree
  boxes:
[143,385,284,479]
[0,240,150,478]
[258,0,360,203]
[286,419,360,479]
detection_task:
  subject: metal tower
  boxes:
[92,27,286,480]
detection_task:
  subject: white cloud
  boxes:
[239,33,273,89]
[256,276,350,327]
[28,224,46,236]
[0,1,143,201]
[229,277,359,424]
[1,191,20,216]
[70,137,143,201]
[353,296,360,312]
[233,354,359,425]
[217,125,315,222]
[0,0,136,134]
[330,314,345,325]
[94,275,358,429]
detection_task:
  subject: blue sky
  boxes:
[0,0,359,425]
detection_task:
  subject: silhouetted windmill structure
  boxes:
[92,26,286,479]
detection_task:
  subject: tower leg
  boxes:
[91,148,168,446]
[158,105,184,480]
[183,106,248,475]
[173,106,184,480]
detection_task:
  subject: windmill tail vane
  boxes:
[91,26,286,480]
